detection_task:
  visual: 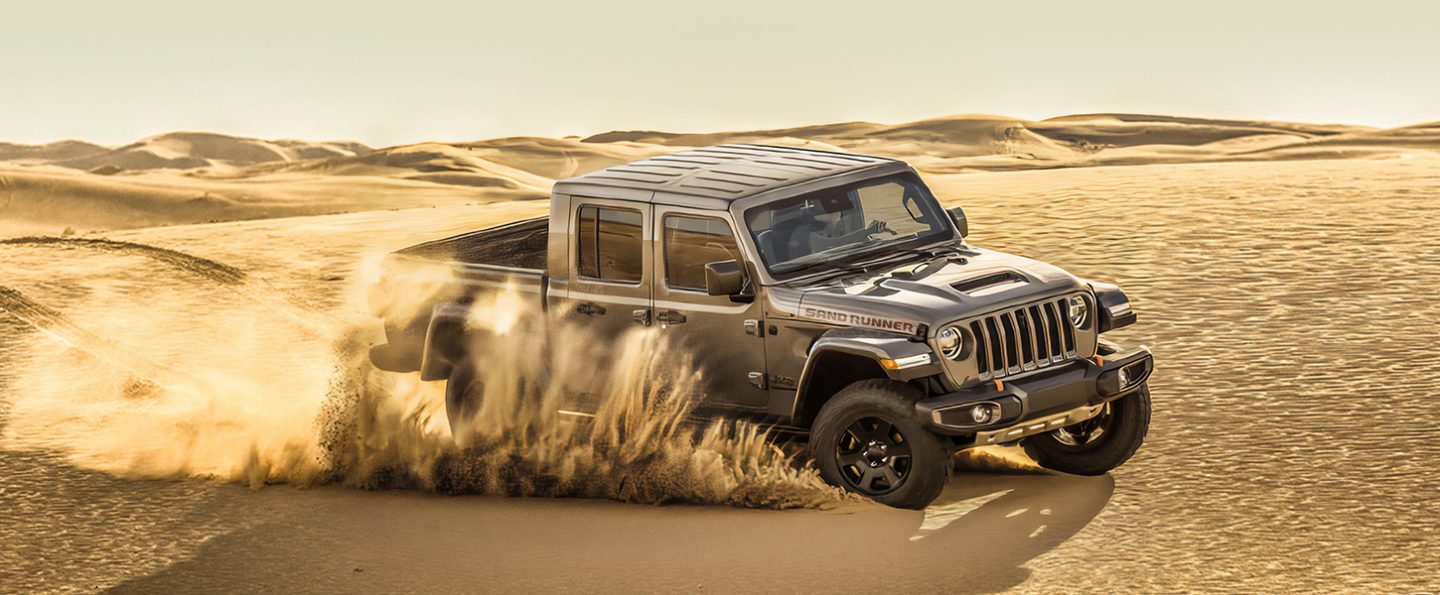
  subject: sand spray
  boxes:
[0,256,845,508]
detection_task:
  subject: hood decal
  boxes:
[800,305,920,334]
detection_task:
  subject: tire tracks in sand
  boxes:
[0,236,247,286]
[0,285,200,388]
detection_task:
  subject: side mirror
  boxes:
[704,260,745,296]
[947,206,969,238]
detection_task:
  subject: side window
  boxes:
[663,215,740,291]
[576,205,643,283]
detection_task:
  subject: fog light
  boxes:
[970,404,994,424]
[1118,366,1132,387]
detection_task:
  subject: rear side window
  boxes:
[576,205,643,283]
[663,215,739,290]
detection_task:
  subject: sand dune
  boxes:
[2,132,372,174]
[0,140,110,163]
[2,113,1437,236]
[581,113,1411,173]
[249,142,559,191]
[0,166,518,231]
[452,137,676,180]
[54,132,373,174]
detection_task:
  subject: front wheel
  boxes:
[810,380,949,509]
[1022,384,1151,475]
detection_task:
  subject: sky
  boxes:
[3,0,1437,147]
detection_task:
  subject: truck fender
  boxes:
[420,302,471,381]
[790,329,943,422]
[1088,281,1137,333]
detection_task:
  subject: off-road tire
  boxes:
[445,360,483,442]
[810,379,949,509]
[1022,384,1150,476]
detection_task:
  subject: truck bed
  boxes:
[393,217,548,270]
[370,217,551,377]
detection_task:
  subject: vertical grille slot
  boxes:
[999,312,1019,374]
[963,296,1083,381]
[984,317,1004,376]
[1043,301,1065,358]
[1014,309,1035,370]
[1058,300,1076,353]
[970,320,989,375]
[1029,305,1049,361]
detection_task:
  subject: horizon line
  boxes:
[4,111,1435,150]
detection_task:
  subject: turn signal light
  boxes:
[880,353,933,370]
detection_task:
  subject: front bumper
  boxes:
[915,345,1153,441]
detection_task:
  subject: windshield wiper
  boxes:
[798,242,960,283]
[770,234,951,278]
[770,243,886,275]
[821,234,938,268]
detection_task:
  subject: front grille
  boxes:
[968,296,1078,380]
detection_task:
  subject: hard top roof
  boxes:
[553,144,903,203]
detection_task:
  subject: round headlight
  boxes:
[937,325,964,359]
[1067,295,1090,328]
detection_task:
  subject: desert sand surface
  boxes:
[2,114,1438,593]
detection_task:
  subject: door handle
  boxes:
[631,308,652,326]
[576,302,607,316]
[656,310,687,326]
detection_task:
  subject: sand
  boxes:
[1,114,1438,592]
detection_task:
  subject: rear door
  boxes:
[560,198,652,411]
[650,206,769,411]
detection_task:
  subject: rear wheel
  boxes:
[444,360,484,444]
[1022,384,1150,475]
[810,380,949,509]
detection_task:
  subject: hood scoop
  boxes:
[952,271,1029,297]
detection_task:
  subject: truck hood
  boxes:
[791,246,1088,334]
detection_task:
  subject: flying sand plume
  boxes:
[0,249,846,508]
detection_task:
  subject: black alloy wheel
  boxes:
[810,379,949,509]
[836,417,913,495]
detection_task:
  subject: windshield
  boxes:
[744,174,953,276]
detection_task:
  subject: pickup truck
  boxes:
[368,144,1154,509]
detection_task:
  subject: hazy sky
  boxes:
[4,0,1437,146]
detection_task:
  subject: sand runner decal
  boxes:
[800,305,919,334]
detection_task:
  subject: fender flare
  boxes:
[1088,281,1137,333]
[420,302,471,381]
[789,329,942,420]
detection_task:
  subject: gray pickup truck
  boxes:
[368,144,1154,509]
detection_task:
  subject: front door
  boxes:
[650,206,769,411]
